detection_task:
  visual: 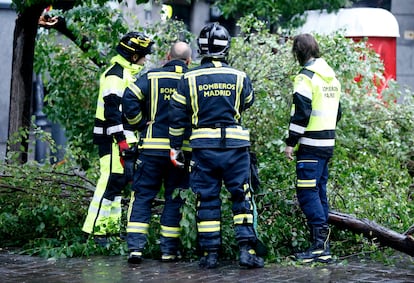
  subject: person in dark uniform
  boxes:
[122,41,192,264]
[169,23,264,269]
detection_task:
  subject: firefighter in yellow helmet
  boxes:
[82,32,154,245]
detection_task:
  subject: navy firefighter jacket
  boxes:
[122,59,191,156]
[169,58,254,149]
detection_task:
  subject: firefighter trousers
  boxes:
[190,147,257,252]
[82,141,127,235]
[295,153,330,227]
[126,153,189,254]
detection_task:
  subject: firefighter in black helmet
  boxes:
[82,31,154,245]
[169,23,264,269]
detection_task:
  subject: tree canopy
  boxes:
[214,0,354,29]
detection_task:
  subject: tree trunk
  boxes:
[329,210,414,256]
[8,6,44,163]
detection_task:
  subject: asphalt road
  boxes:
[1,249,414,283]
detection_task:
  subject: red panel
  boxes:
[350,36,397,95]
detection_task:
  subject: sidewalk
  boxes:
[1,250,414,283]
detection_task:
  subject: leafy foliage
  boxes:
[3,6,414,264]
[34,3,193,168]
[214,0,354,30]
[219,17,413,261]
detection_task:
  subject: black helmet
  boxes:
[197,22,231,58]
[116,31,154,59]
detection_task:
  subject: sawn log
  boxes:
[328,210,414,256]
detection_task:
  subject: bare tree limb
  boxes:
[329,210,414,257]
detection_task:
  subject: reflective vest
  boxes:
[93,55,143,145]
[287,58,341,157]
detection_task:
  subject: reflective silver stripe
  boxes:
[107,124,124,135]
[289,123,305,134]
[300,137,335,147]
[102,88,123,98]
[191,127,249,140]
[213,39,228,46]
[93,126,104,134]
[97,100,104,109]
[198,38,208,44]
[295,85,312,100]
[311,109,337,117]
[124,130,136,139]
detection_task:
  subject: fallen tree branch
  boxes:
[329,210,414,257]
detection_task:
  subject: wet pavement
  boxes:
[1,249,414,283]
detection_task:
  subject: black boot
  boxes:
[199,251,219,269]
[127,236,147,264]
[294,225,332,263]
[128,250,143,264]
[161,250,182,262]
[239,244,264,268]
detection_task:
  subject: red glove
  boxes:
[118,140,129,167]
[170,148,185,168]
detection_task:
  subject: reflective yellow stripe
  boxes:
[212,61,222,67]
[175,65,183,73]
[245,90,253,104]
[197,221,220,233]
[139,138,170,149]
[233,214,253,225]
[297,179,317,188]
[127,222,150,234]
[129,83,145,100]
[234,74,242,121]
[184,67,246,78]
[148,72,183,80]
[172,92,186,105]
[189,76,199,126]
[126,112,143,125]
[149,77,158,140]
[191,127,249,141]
[182,140,191,152]
[169,127,185,136]
[160,225,181,238]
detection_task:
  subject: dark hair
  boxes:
[292,33,320,66]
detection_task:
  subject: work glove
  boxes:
[118,140,129,167]
[170,148,185,169]
[120,144,138,182]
